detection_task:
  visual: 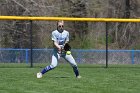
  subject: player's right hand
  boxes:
[58,46,62,54]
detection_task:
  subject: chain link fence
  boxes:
[0,20,140,67]
[0,49,140,67]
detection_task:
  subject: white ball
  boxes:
[37,72,42,78]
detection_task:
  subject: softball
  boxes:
[66,51,71,55]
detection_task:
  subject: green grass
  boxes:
[0,64,140,93]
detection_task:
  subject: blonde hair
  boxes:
[57,20,64,25]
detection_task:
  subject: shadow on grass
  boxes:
[48,76,70,78]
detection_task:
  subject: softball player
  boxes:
[37,21,81,78]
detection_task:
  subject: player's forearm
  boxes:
[54,42,61,49]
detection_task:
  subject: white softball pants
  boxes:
[50,49,77,68]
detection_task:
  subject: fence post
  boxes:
[106,22,108,68]
[30,20,33,67]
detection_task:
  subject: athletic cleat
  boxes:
[37,72,42,78]
[76,75,81,79]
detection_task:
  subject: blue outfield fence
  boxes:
[0,48,140,64]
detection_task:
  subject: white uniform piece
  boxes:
[51,30,77,68]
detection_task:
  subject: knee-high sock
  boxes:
[72,66,79,77]
[41,65,53,74]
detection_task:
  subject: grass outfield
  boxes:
[0,64,140,93]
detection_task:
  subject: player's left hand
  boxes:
[64,43,71,51]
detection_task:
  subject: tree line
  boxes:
[0,0,140,49]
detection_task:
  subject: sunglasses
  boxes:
[58,25,64,28]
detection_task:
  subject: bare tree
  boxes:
[0,0,140,49]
